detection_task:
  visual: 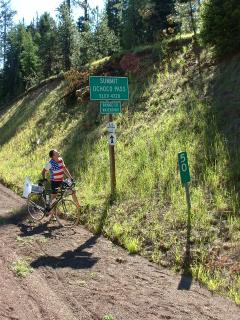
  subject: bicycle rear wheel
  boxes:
[55,199,79,228]
[27,193,46,221]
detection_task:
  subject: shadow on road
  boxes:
[0,205,28,226]
[20,194,112,270]
[177,205,193,290]
[18,222,62,239]
[30,234,100,270]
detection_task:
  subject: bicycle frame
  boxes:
[43,185,73,213]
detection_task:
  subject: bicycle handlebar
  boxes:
[38,178,48,186]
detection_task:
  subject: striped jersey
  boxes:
[45,157,65,182]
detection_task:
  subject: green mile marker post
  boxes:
[178,151,192,275]
[178,151,191,211]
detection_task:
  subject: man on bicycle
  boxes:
[41,149,81,212]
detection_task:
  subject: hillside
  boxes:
[0,40,239,304]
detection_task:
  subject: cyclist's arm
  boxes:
[42,168,48,179]
[63,166,73,180]
[42,162,51,180]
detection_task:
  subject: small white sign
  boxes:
[107,122,117,133]
[108,133,116,146]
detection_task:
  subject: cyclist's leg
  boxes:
[71,190,81,209]
[49,194,57,216]
[48,181,61,220]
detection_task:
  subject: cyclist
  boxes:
[41,149,81,218]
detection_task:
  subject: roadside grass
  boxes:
[89,271,98,279]
[16,236,35,245]
[0,45,240,303]
[10,258,34,277]
[75,279,87,287]
[16,235,48,245]
[102,315,115,320]
[124,237,140,254]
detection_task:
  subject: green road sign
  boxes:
[178,151,191,184]
[89,76,129,101]
[100,101,121,114]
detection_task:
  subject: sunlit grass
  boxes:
[10,258,33,277]
[88,56,111,70]
[124,237,140,254]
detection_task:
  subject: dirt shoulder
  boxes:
[0,183,239,320]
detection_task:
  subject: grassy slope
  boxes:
[0,42,239,304]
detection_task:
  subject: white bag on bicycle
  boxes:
[22,177,32,198]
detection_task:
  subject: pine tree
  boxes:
[57,1,81,70]
[78,24,95,65]
[3,24,25,97]
[78,6,99,65]
[69,0,89,28]
[121,0,176,48]
[77,0,89,33]
[37,12,58,77]
[200,0,240,57]
[143,0,175,41]
[2,22,41,97]
[57,2,74,70]
[94,15,120,59]
[0,0,16,65]
[174,1,193,34]
[106,0,124,38]
[80,0,88,21]
[178,0,199,37]
[122,0,143,49]
[20,27,40,88]
[151,0,175,29]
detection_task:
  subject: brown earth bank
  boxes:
[0,183,239,320]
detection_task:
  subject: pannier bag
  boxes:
[22,177,32,198]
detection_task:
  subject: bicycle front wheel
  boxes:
[27,193,45,221]
[55,199,79,228]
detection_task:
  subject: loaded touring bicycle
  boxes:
[27,179,79,228]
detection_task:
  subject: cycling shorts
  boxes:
[51,181,62,194]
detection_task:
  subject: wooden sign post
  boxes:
[89,76,129,198]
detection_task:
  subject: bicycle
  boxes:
[27,179,79,228]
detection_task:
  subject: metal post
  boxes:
[184,183,191,213]
[178,182,192,288]
[184,182,192,274]
[109,114,116,197]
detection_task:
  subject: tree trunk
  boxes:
[188,0,196,38]
[66,0,71,10]
[188,0,202,83]
[3,11,7,65]
[83,0,88,21]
